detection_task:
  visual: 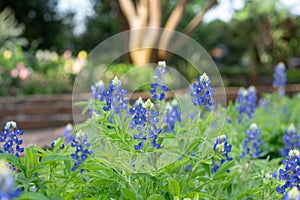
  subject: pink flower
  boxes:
[10,62,30,80]
[63,50,72,59]
[19,67,29,80]
[10,69,18,78]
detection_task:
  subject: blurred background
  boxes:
[0,0,300,144]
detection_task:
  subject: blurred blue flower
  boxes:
[163,100,181,133]
[149,61,169,101]
[0,121,24,158]
[273,62,287,96]
[71,131,92,173]
[90,80,106,102]
[240,123,262,159]
[129,98,161,150]
[236,86,257,123]
[211,135,233,173]
[276,150,300,196]
[282,186,300,200]
[62,123,74,143]
[280,124,300,158]
[190,73,214,111]
[0,160,21,199]
[89,80,106,115]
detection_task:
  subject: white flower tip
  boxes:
[76,130,85,139]
[217,135,227,143]
[289,150,300,158]
[200,73,209,83]
[112,77,120,86]
[277,62,286,70]
[5,121,17,130]
[288,124,296,133]
[158,61,166,68]
[97,80,104,87]
[250,123,258,131]
[143,99,154,109]
[66,123,73,130]
[248,86,256,92]
[137,97,143,105]
[0,160,11,176]
[287,186,300,199]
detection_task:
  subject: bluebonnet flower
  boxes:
[283,187,300,200]
[103,77,128,116]
[211,135,233,173]
[240,123,262,159]
[89,81,106,115]
[149,61,169,101]
[90,80,106,102]
[273,62,287,96]
[280,124,300,158]
[190,73,215,111]
[236,86,257,123]
[129,98,161,150]
[258,97,270,111]
[71,131,92,173]
[163,100,181,133]
[0,121,24,158]
[0,160,21,199]
[62,123,74,143]
[276,150,300,196]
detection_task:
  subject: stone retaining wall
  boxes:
[1,84,300,129]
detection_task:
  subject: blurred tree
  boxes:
[76,0,121,52]
[117,0,218,65]
[230,0,293,85]
[0,0,75,52]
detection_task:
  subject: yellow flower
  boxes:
[3,50,12,59]
[77,50,87,59]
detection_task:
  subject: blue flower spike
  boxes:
[280,124,300,158]
[191,72,215,111]
[62,123,74,143]
[90,80,106,102]
[0,121,24,158]
[273,62,287,96]
[276,150,300,198]
[240,123,262,159]
[0,160,21,199]
[163,100,181,133]
[103,76,128,116]
[130,98,161,150]
[236,86,257,123]
[211,134,233,173]
[150,61,169,101]
[71,131,92,173]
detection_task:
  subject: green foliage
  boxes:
[1,89,299,199]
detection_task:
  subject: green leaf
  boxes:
[133,173,168,192]
[18,192,50,200]
[168,179,180,197]
[40,155,71,164]
[186,192,215,199]
[0,153,25,173]
[121,188,136,200]
[147,194,163,200]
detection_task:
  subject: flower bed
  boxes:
[1,62,300,199]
